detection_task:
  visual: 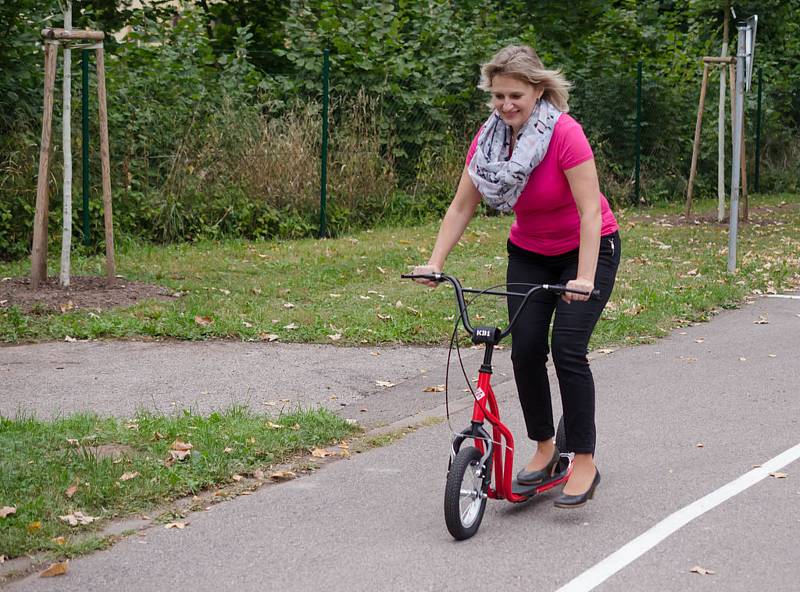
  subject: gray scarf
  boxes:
[467,99,562,212]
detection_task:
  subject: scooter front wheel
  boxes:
[444,446,487,540]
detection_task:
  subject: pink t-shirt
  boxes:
[466,114,618,256]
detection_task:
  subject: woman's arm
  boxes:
[563,158,602,302]
[413,166,482,286]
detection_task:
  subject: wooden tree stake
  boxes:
[96,46,116,283]
[685,63,710,217]
[31,43,58,289]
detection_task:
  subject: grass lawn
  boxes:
[0,407,357,560]
[1,194,799,347]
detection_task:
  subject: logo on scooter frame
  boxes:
[474,387,486,401]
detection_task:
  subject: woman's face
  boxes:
[490,74,542,132]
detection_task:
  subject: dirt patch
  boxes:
[626,201,800,227]
[0,276,176,314]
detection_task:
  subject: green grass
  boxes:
[1,194,799,347]
[0,407,358,559]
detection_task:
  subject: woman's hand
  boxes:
[411,264,441,288]
[563,277,594,303]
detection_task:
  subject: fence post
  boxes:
[319,48,330,239]
[634,60,642,205]
[754,66,762,192]
[82,48,90,246]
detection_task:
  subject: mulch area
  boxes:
[0,275,176,314]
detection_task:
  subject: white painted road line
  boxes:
[766,294,800,299]
[555,442,800,592]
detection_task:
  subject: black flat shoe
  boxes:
[554,468,600,509]
[516,447,560,485]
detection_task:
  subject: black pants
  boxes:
[506,231,620,454]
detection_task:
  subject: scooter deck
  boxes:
[511,455,572,498]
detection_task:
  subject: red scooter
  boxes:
[402,272,597,540]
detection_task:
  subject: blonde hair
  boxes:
[479,45,571,113]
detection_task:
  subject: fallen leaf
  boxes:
[768,354,777,358]
[64,336,77,342]
[596,348,616,354]
[60,300,74,313]
[695,338,705,343]
[260,333,279,342]
[223,447,234,453]
[696,443,705,448]
[311,448,333,458]
[119,471,140,482]
[232,474,243,482]
[328,333,342,341]
[266,421,284,429]
[40,561,69,577]
[253,469,265,480]
[164,521,188,529]
[0,506,17,518]
[27,521,42,533]
[739,357,747,362]
[690,565,715,575]
[770,472,788,479]
[423,385,445,393]
[375,380,396,388]
[194,316,214,326]
[283,302,295,309]
[59,511,99,526]
[283,323,299,330]
[377,266,386,274]
[269,470,297,481]
[753,316,769,324]
[52,536,66,545]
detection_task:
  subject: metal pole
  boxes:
[319,48,330,239]
[634,60,642,205]
[754,66,762,192]
[728,26,746,274]
[60,2,72,287]
[82,48,90,246]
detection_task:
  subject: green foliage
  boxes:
[1,0,800,258]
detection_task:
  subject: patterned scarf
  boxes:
[467,99,562,212]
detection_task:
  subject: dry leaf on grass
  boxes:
[266,421,284,430]
[232,474,243,482]
[52,536,66,545]
[194,316,214,327]
[259,333,279,342]
[328,333,342,341]
[283,323,299,330]
[270,470,296,481]
[40,561,69,577]
[119,471,140,482]
[27,521,42,533]
[59,511,99,526]
[0,506,17,518]
[311,448,333,458]
[690,565,715,575]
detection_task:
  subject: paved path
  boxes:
[2,293,799,591]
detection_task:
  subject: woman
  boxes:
[413,45,620,508]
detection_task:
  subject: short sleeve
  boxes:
[556,118,594,170]
[465,127,482,166]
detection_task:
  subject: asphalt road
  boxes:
[2,293,799,591]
